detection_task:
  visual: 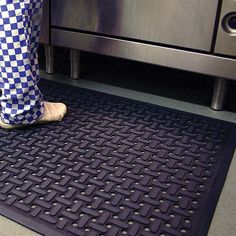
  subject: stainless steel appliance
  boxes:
[215,0,236,57]
[39,0,55,74]
[41,0,236,110]
[39,0,49,45]
[51,0,219,51]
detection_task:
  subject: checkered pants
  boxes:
[0,0,44,125]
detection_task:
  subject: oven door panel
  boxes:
[214,0,236,57]
[51,0,219,51]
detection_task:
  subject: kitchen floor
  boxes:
[0,52,236,235]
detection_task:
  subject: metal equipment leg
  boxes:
[70,49,80,79]
[211,77,228,111]
[45,45,55,74]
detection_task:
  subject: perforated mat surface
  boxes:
[0,79,236,236]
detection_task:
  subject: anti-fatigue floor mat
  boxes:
[0,79,236,236]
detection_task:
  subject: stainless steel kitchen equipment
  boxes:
[41,0,236,110]
[39,0,49,45]
[39,0,55,74]
[51,0,220,52]
[215,0,236,57]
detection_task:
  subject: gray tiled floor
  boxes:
[0,71,235,236]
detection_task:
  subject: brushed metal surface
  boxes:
[39,0,50,44]
[51,29,236,80]
[51,0,219,52]
[214,0,236,56]
[70,49,80,79]
[211,78,228,110]
[45,45,55,74]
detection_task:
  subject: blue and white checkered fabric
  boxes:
[0,0,44,125]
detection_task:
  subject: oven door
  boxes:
[51,0,219,52]
[214,0,236,57]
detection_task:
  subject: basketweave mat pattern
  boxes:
[0,79,236,236]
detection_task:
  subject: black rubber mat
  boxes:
[0,79,236,236]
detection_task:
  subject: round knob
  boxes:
[228,15,236,30]
[222,13,236,35]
